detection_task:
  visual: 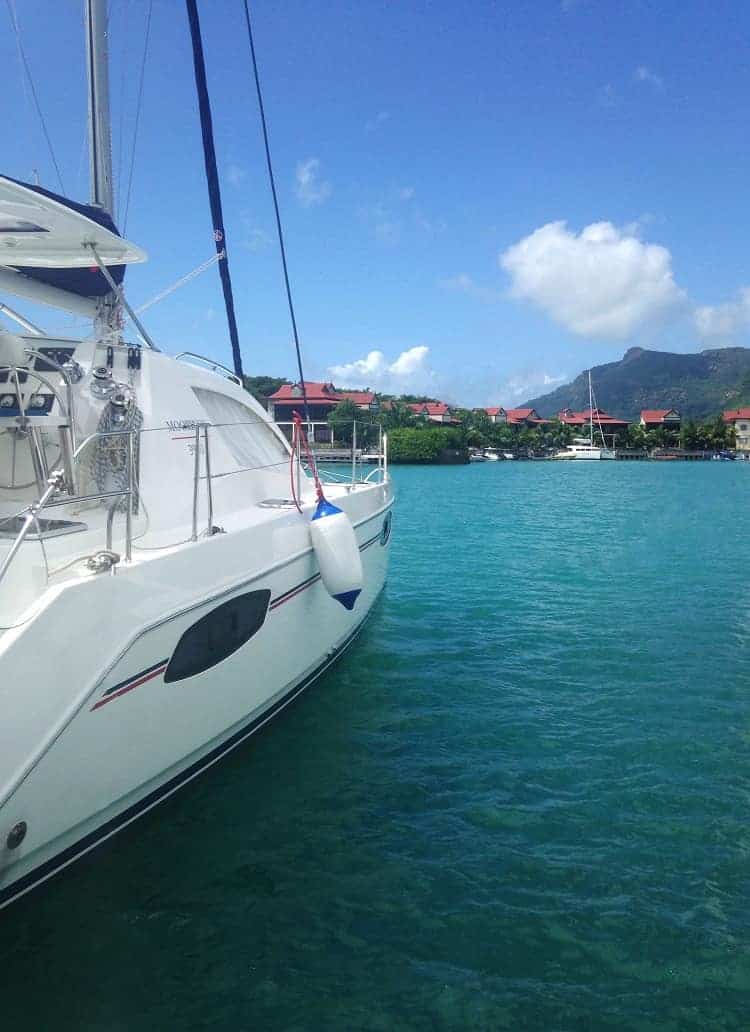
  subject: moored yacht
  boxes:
[555,371,616,460]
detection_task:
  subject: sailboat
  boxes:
[555,371,616,460]
[0,2,393,908]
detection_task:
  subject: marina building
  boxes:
[722,408,750,452]
[505,408,547,426]
[408,402,458,424]
[267,381,376,441]
[640,409,681,430]
[557,407,630,434]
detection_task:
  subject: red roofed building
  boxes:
[640,408,681,429]
[484,407,507,424]
[723,407,750,452]
[557,407,629,433]
[267,381,376,441]
[504,407,551,427]
[408,401,458,424]
[268,381,376,421]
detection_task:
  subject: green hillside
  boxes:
[524,347,750,421]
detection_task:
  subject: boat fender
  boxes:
[309,497,363,610]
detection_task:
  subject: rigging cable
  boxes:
[114,0,132,225]
[122,0,153,233]
[5,0,66,194]
[241,0,309,423]
[185,0,245,381]
[135,251,225,314]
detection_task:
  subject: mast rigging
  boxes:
[184,0,244,381]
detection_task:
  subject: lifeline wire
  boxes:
[242,0,309,423]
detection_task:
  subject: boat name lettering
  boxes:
[165,419,202,431]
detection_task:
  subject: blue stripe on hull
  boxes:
[0,605,378,910]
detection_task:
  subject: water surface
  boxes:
[2,461,750,1030]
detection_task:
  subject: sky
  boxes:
[3,0,750,406]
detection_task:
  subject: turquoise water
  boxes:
[3,462,750,1029]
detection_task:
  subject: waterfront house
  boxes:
[484,407,507,424]
[640,409,681,430]
[722,407,750,452]
[408,401,458,424]
[505,407,546,426]
[557,407,629,434]
[267,381,376,441]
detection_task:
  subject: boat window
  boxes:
[164,589,271,683]
[192,388,287,471]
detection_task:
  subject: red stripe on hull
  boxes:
[91,665,168,711]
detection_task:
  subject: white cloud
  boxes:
[328,345,433,391]
[238,210,271,251]
[295,158,332,207]
[226,163,246,187]
[500,371,568,404]
[694,287,750,341]
[500,220,686,340]
[440,273,501,304]
[634,65,663,88]
[365,110,390,133]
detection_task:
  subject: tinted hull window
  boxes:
[164,589,271,683]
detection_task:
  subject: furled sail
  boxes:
[0,175,145,307]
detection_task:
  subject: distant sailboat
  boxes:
[555,371,616,460]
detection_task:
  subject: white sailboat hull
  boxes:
[0,486,392,908]
[555,444,616,460]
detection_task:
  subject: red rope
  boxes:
[289,411,324,513]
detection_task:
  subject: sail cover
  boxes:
[0,175,146,299]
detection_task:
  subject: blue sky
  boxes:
[4,0,750,405]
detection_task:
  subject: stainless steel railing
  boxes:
[0,416,389,590]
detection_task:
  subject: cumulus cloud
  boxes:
[328,345,433,391]
[500,220,686,340]
[634,65,663,88]
[694,287,750,341]
[295,158,331,207]
[440,273,501,304]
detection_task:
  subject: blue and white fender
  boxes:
[309,497,363,610]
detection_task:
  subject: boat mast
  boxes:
[85,0,122,341]
[588,370,594,448]
[85,0,114,217]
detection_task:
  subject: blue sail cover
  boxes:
[3,176,125,299]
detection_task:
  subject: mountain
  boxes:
[524,347,750,421]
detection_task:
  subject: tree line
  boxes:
[246,380,738,459]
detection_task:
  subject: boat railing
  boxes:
[174,352,243,386]
[0,360,78,496]
[0,417,388,591]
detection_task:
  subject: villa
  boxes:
[723,408,750,453]
[557,407,629,434]
[267,381,376,442]
[640,409,681,430]
[408,401,459,424]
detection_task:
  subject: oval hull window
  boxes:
[164,589,271,683]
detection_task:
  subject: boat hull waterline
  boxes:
[0,496,392,909]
